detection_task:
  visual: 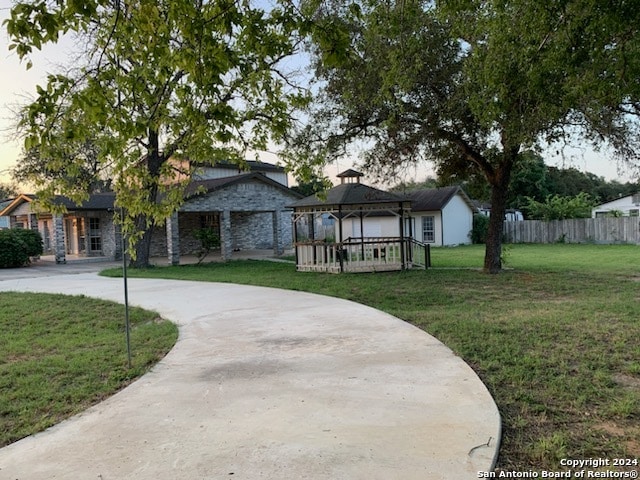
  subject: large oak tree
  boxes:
[6,0,310,266]
[293,0,640,272]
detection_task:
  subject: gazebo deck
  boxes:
[295,237,430,273]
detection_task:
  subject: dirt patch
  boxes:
[594,422,640,457]
[594,422,625,437]
[613,373,640,391]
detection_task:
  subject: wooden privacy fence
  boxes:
[503,217,640,244]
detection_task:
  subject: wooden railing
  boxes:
[295,237,430,273]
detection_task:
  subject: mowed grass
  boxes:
[102,243,640,472]
[0,293,178,447]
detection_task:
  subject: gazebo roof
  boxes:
[290,182,409,210]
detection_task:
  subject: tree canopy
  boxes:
[0,183,18,200]
[437,150,640,212]
[6,0,311,265]
[292,0,640,272]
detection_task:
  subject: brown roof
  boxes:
[290,182,408,209]
[408,186,476,212]
[0,193,116,215]
[184,173,303,199]
[53,193,116,211]
[191,160,286,173]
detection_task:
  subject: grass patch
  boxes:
[101,243,640,471]
[0,293,178,447]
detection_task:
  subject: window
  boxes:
[89,217,102,252]
[200,213,220,230]
[629,209,639,217]
[422,216,435,243]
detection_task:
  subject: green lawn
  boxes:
[0,293,178,447]
[102,243,640,472]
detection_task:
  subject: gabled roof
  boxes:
[192,159,286,173]
[184,172,303,199]
[0,192,116,216]
[290,182,409,209]
[51,192,116,211]
[408,186,477,212]
[593,193,640,209]
[0,197,17,213]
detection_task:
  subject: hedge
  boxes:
[0,229,44,268]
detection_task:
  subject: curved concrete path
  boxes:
[0,271,500,479]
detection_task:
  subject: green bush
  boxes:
[0,229,44,268]
[524,192,596,220]
[193,227,220,264]
[470,214,489,244]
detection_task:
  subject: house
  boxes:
[0,193,119,262]
[0,161,302,264]
[406,186,477,246]
[592,193,640,218]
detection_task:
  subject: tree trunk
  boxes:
[483,179,509,273]
[129,128,162,269]
[130,214,155,268]
[483,145,519,274]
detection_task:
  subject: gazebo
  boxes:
[290,170,430,273]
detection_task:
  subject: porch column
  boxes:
[272,210,283,255]
[220,209,232,261]
[29,213,38,232]
[53,214,66,264]
[166,212,180,266]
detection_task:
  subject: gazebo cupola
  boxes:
[337,169,364,184]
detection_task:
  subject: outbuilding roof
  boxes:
[408,186,477,212]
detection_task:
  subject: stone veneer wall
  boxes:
[150,179,298,258]
[231,211,274,250]
[149,224,168,258]
[100,212,120,259]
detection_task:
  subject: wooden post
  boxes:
[399,203,406,270]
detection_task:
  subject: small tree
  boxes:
[193,228,221,265]
[524,193,596,220]
[7,0,312,267]
[470,214,490,244]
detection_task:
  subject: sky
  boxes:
[1,0,638,191]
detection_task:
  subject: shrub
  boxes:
[0,229,44,268]
[470,214,489,244]
[193,227,220,264]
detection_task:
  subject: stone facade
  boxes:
[4,169,299,264]
[153,177,299,262]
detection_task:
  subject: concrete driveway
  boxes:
[0,265,500,479]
